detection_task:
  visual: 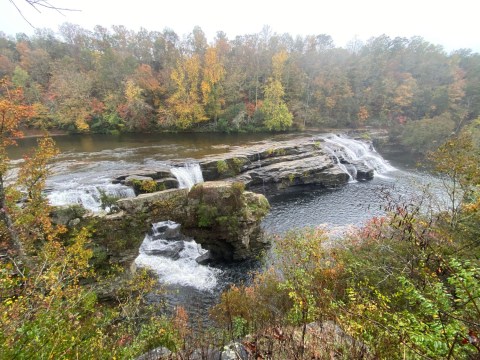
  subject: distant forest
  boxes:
[1,24,479,142]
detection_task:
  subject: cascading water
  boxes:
[47,180,135,212]
[321,134,396,178]
[323,147,355,182]
[170,163,204,189]
[135,221,220,291]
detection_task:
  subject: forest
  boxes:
[1,24,480,150]
[1,24,480,360]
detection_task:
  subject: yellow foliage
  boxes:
[124,79,143,102]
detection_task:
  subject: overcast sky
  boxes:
[1,0,478,52]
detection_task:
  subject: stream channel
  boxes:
[11,132,446,321]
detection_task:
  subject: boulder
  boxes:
[247,155,350,193]
[351,161,374,180]
[195,250,214,265]
[156,177,179,190]
[143,241,185,259]
[148,221,184,240]
[113,168,173,184]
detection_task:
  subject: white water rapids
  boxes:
[46,163,204,212]
[134,221,220,291]
[321,134,396,176]
[170,163,204,189]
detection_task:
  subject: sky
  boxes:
[1,0,479,52]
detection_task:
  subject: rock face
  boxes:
[113,135,384,197]
[199,139,355,194]
[80,182,270,264]
[113,167,179,195]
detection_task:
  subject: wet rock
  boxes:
[149,220,184,240]
[114,168,173,184]
[143,241,185,259]
[199,139,351,193]
[195,251,214,265]
[156,177,179,190]
[112,182,270,262]
[351,161,374,180]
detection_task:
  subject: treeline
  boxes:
[1,24,480,140]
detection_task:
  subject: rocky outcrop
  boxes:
[113,167,179,195]
[112,135,384,197]
[73,182,270,264]
[199,139,353,194]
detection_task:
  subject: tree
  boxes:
[48,58,93,131]
[427,131,480,227]
[0,78,34,255]
[201,46,225,121]
[262,51,293,131]
[0,78,182,360]
[167,55,206,128]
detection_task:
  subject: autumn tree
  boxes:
[201,46,225,121]
[48,58,93,131]
[0,78,34,255]
[117,79,154,130]
[262,51,293,131]
[167,55,206,128]
[0,80,183,360]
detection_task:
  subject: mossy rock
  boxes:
[51,204,87,226]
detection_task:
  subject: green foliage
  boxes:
[98,188,120,213]
[210,135,480,358]
[216,159,229,174]
[262,79,293,131]
[197,203,219,227]
[427,131,480,226]
[132,179,164,194]
[0,97,182,359]
[231,157,245,174]
[400,113,456,153]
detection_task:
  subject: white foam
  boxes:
[170,163,204,189]
[135,221,221,291]
[47,182,135,212]
[322,134,396,177]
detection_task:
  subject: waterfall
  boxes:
[321,134,395,178]
[170,163,204,189]
[135,221,220,291]
[47,182,135,212]
[323,147,355,182]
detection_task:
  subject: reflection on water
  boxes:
[12,132,298,161]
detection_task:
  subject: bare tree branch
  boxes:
[8,0,35,28]
[8,0,80,29]
[24,0,80,13]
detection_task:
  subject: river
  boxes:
[11,132,446,321]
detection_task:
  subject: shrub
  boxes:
[216,160,229,174]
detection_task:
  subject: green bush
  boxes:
[400,113,455,153]
[216,160,229,174]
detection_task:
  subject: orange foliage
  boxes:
[0,78,35,146]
